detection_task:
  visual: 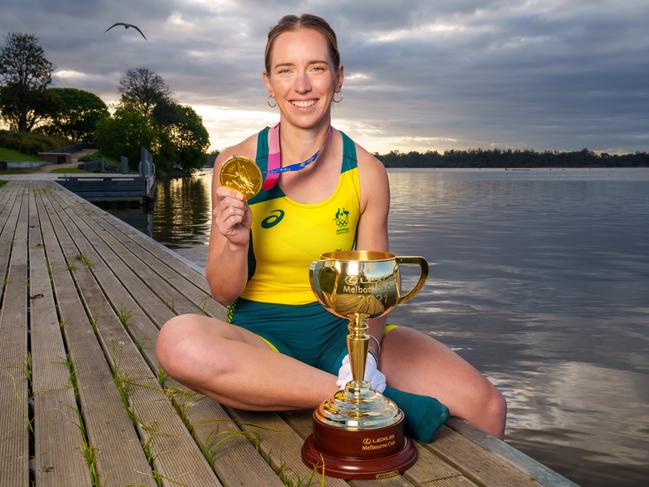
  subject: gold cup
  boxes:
[302,250,428,479]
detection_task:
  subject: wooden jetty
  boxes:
[57,175,155,206]
[0,181,578,487]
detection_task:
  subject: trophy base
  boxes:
[301,414,418,479]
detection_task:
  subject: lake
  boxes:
[107,167,649,487]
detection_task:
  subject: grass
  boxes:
[113,371,132,417]
[141,435,164,487]
[156,368,167,387]
[0,180,7,188]
[23,352,34,439]
[60,354,101,486]
[108,353,170,487]
[109,350,136,423]
[117,306,133,329]
[72,406,100,487]
[277,461,324,487]
[163,295,176,313]
[23,352,32,383]
[75,252,92,269]
[199,296,209,315]
[0,146,46,162]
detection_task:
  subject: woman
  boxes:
[156,14,506,440]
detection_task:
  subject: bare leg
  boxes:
[156,314,339,410]
[379,327,507,438]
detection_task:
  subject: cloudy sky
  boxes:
[1,0,647,153]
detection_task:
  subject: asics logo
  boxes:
[261,209,285,229]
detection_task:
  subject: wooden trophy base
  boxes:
[301,414,417,479]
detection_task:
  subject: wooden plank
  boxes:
[424,477,479,487]
[56,192,204,318]
[284,410,475,487]
[355,478,413,487]
[53,182,223,329]
[0,185,23,297]
[48,182,565,487]
[45,187,167,374]
[51,187,346,485]
[0,183,17,231]
[280,410,416,487]
[446,418,579,487]
[0,184,22,333]
[36,187,156,487]
[29,184,91,486]
[54,188,410,485]
[43,187,222,486]
[48,188,178,331]
[64,190,225,319]
[179,393,286,487]
[282,411,491,487]
[422,426,543,487]
[57,186,436,486]
[62,188,214,298]
[0,186,29,487]
[51,184,286,486]
[230,409,349,487]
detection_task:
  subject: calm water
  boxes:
[108,168,649,487]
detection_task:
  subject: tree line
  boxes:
[0,32,209,174]
[376,148,649,168]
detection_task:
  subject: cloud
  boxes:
[1,0,647,152]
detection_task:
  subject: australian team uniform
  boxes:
[226,127,361,373]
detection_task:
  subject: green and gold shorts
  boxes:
[227,298,397,375]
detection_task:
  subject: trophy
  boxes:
[302,250,428,479]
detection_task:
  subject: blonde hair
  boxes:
[265,14,340,73]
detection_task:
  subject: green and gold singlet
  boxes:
[227,127,361,371]
[242,127,361,305]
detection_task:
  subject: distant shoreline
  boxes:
[382,166,649,170]
[375,148,648,169]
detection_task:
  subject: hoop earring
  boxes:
[267,94,277,108]
[333,91,343,103]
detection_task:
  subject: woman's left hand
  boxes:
[336,353,386,392]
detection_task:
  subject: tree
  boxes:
[94,105,158,170]
[0,33,54,131]
[153,100,210,173]
[118,67,170,117]
[40,88,108,142]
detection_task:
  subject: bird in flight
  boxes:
[105,22,147,40]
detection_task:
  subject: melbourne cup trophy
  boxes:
[303,250,429,479]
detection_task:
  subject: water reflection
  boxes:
[497,363,649,486]
[153,172,211,244]
[387,169,649,487]
[106,168,649,487]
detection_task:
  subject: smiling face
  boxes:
[264,27,344,130]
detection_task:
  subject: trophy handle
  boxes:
[395,257,428,305]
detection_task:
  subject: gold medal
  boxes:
[219,156,263,200]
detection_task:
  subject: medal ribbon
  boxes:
[262,122,332,190]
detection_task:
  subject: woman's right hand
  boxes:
[213,186,252,248]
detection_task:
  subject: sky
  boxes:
[1,0,648,154]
